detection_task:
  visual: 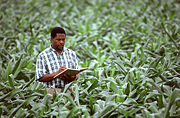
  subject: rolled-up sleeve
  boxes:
[35,55,47,81]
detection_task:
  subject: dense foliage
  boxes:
[0,0,180,117]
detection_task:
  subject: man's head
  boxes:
[51,27,66,53]
[51,27,66,38]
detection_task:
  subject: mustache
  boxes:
[58,44,64,46]
[59,45,64,47]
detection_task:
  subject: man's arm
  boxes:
[38,71,59,82]
[38,66,67,82]
[38,66,78,82]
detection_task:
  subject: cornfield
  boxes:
[0,0,180,117]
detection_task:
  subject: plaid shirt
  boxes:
[35,46,79,88]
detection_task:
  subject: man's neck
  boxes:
[51,45,63,54]
[57,50,62,54]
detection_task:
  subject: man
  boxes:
[35,27,79,94]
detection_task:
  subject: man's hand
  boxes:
[64,74,78,82]
[58,67,78,82]
[59,66,67,72]
[60,74,78,82]
[58,66,67,82]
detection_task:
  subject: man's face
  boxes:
[51,33,66,52]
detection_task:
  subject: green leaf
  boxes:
[110,81,119,94]
[87,79,98,93]
[89,95,94,113]
[0,89,21,102]
[94,104,115,118]
[5,59,15,89]
[9,102,25,118]
[74,84,80,106]
[164,89,178,118]
[63,93,76,106]
[22,77,35,89]
[11,54,23,75]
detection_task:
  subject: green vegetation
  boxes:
[0,0,180,117]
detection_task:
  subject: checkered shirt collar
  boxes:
[49,45,67,54]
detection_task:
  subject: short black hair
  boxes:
[51,27,66,38]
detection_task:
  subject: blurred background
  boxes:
[0,0,179,117]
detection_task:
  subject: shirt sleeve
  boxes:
[35,54,47,81]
